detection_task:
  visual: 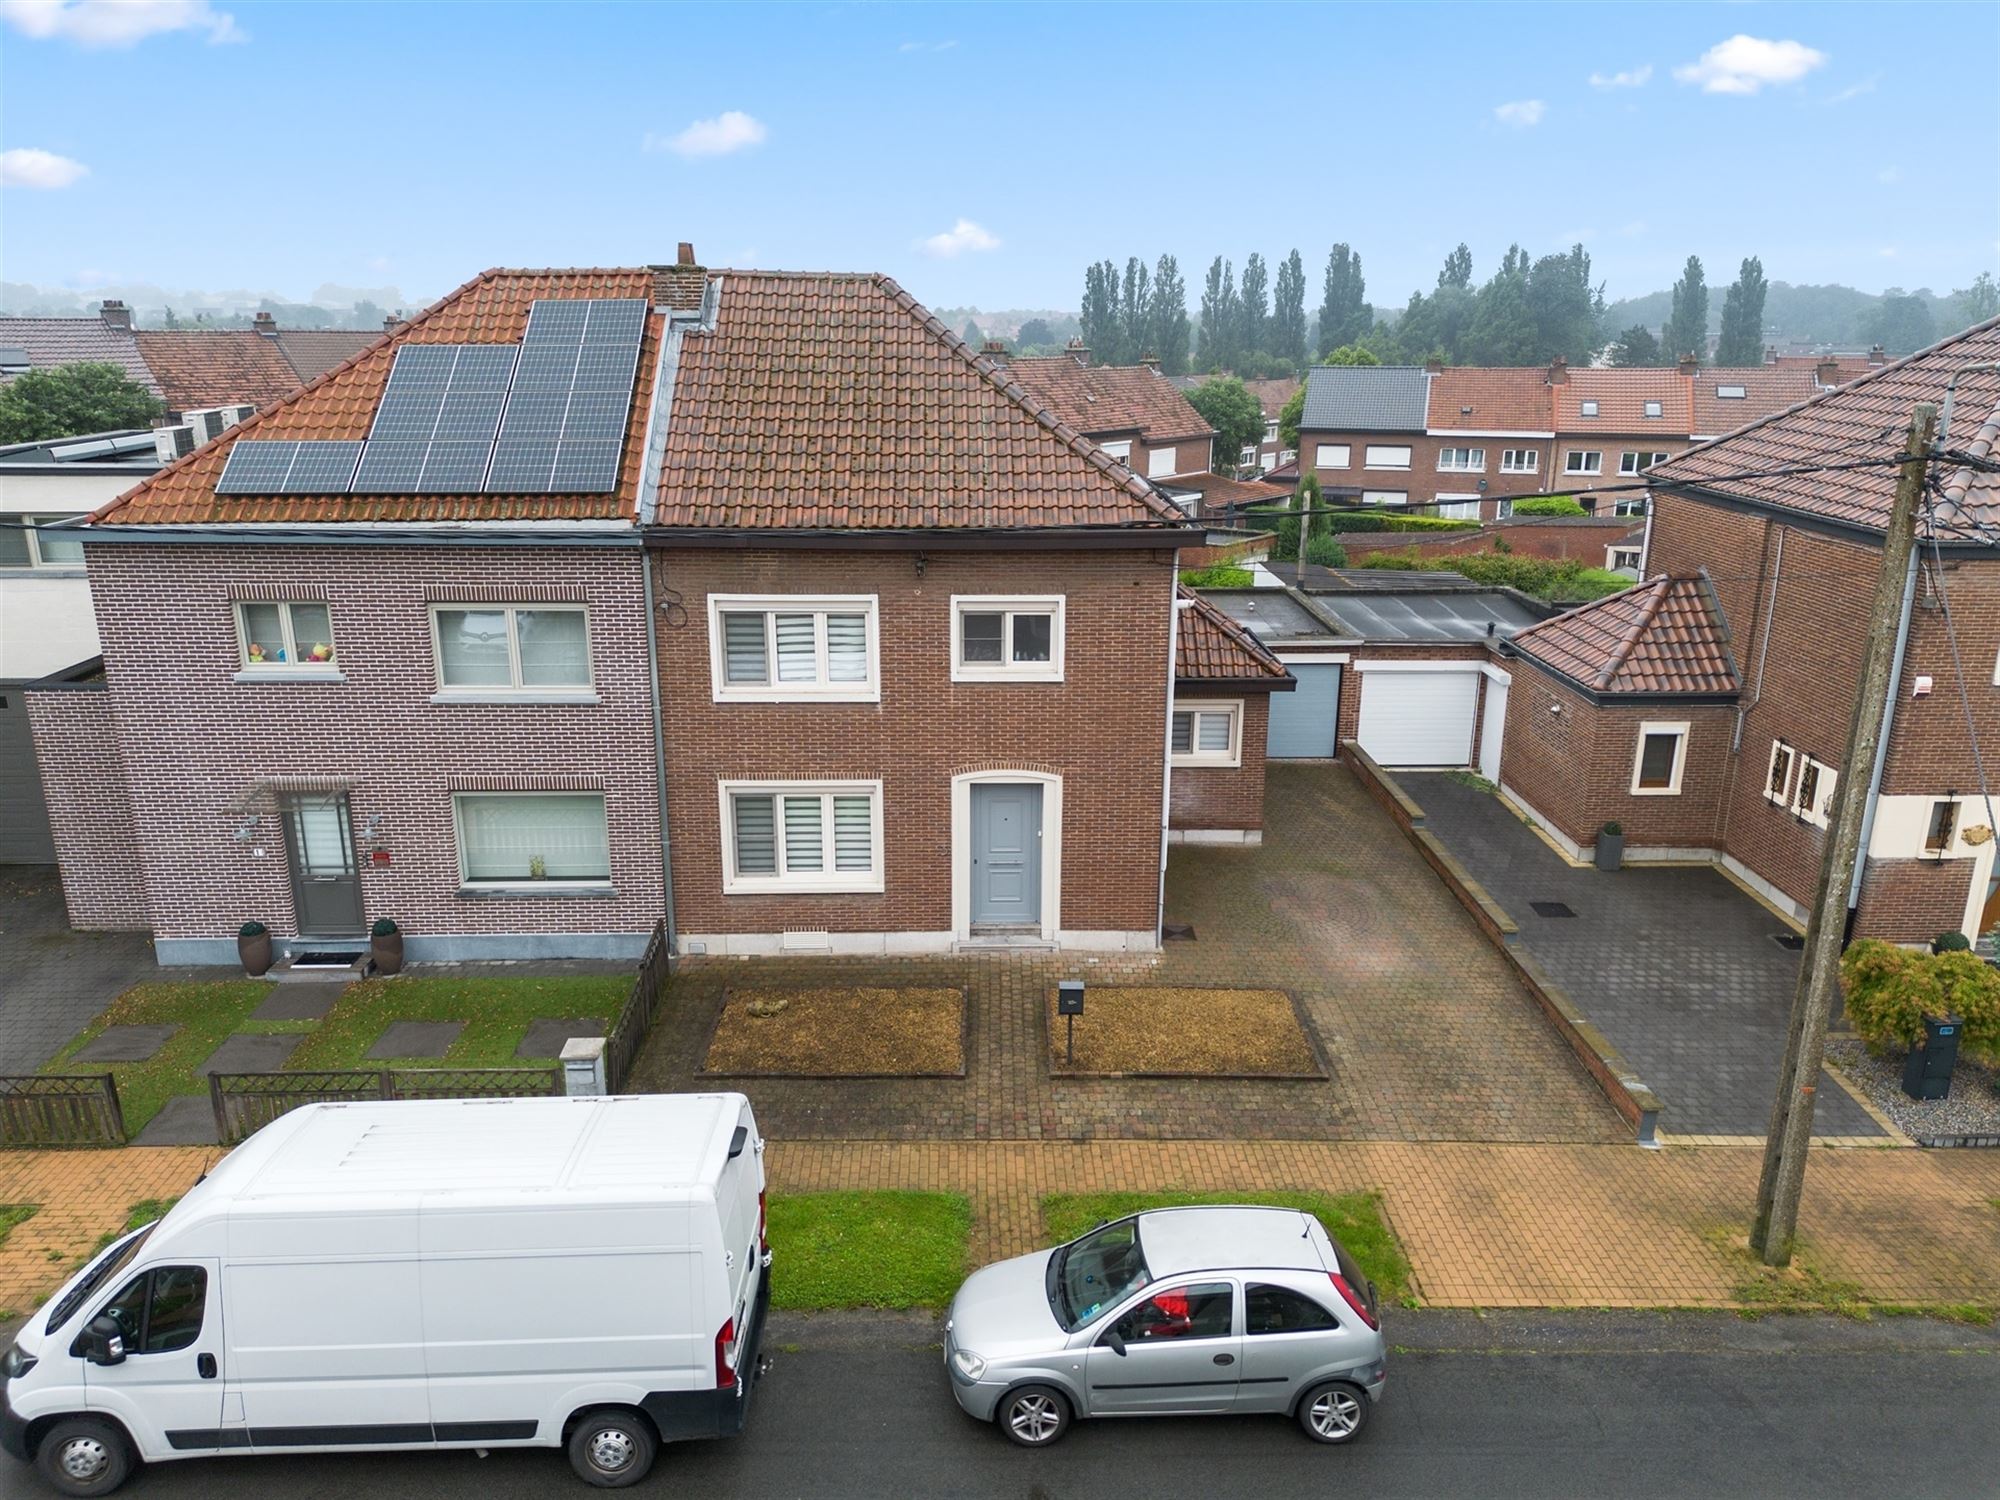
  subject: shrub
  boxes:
[371,917,399,937]
[1273,512,1301,561]
[1303,533,1348,568]
[1511,496,1588,517]
[1179,564,1255,588]
[238,920,267,938]
[1933,930,1971,953]
[1323,512,1477,535]
[1355,548,1630,603]
[1840,939,2000,1061]
[1601,821,1623,836]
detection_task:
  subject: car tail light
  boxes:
[715,1318,738,1390]
[758,1189,769,1253]
[1329,1273,1379,1331]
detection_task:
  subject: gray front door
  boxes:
[1267,662,1341,758]
[281,792,364,936]
[970,783,1042,929]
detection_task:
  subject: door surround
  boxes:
[951,769,1061,943]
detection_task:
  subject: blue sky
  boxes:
[4,1,1996,313]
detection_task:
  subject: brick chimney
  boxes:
[1764,345,1779,365]
[1065,337,1090,368]
[1138,352,1160,370]
[252,311,279,337]
[98,299,132,331]
[1546,356,1568,386]
[982,339,1009,362]
[1867,344,1887,367]
[1424,357,1444,375]
[1677,353,1699,376]
[651,242,706,313]
[383,312,407,334]
[1816,357,1841,386]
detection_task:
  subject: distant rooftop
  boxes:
[1314,587,1541,644]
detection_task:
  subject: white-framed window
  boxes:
[1436,447,1486,472]
[1099,439,1132,463]
[1315,443,1350,470]
[1170,701,1243,767]
[0,515,87,569]
[1264,420,1279,442]
[1564,450,1603,475]
[1792,755,1837,828]
[236,600,338,673]
[707,595,878,702]
[1364,444,1412,470]
[1579,400,1600,417]
[453,791,610,887]
[718,780,883,894]
[1607,545,1642,571]
[1435,495,1482,520]
[1361,490,1407,507]
[431,604,590,697]
[1631,721,1690,795]
[1619,450,1671,476]
[1613,494,1649,518]
[1239,445,1259,467]
[951,595,1065,682]
[1644,400,1664,418]
[1926,798,1961,855]
[1717,384,1747,400]
[1765,740,1796,806]
[1500,449,1539,474]
[1146,446,1177,479]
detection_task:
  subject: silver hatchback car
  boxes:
[944,1205,1386,1447]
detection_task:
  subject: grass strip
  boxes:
[285,975,627,1070]
[0,1203,38,1249]
[768,1191,971,1310]
[42,981,274,1134]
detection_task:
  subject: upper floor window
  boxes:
[1619,451,1671,476]
[1564,450,1603,476]
[1361,490,1406,507]
[1146,447,1177,479]
[707,595,878,702]
[1607,545,1642,571]
[1500,449,1539,474]
[1170,701,1242,767]
[1766,740,1796,806]
[1364,444,1411,470]
[1926,799,1961,855]
[237,600,337,674]
[1264,421,1279,442]
[952,596,1064,683]
[0,515,86,569]
[1099,440,1132,463]
[1792,754,1836,828]
[1315,443,1350,470]
[1436,447,1486,472]
[433,604,590,698]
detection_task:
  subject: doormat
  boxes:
[1529,901,1577,919]
[1770,932,1805,951]
[288,951,361,968]
[1163,923,1197,941]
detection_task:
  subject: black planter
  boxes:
[237,930,273,976]
[1594,829,1625,872]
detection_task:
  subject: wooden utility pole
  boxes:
[1750,403,1936,1266]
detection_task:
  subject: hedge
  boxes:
[1179,564,1255,588]
[1510,496,1587,517]
[1355,548,1631,602]
[1324,512,1478,535]
[1302,533,1348,568]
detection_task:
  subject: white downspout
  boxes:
[1161,574,1188,949]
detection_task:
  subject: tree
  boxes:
[1197,256,1241,370]
[1317,243,1370,356]
[960,319,985,349]
[0,362,165,444]
[1321,345,1380,366]
[1238,252,1270,358]
[1463,246,1537,364]
[1120,256,1152,363]
[1272,250,1307,366]
[1439,243,1473,290]
[1952,272,1998,328]
[1716,256,1769,366]
[1277,383,1306,451]
[1299,472,1328,541]
[1526,244,1603,364]
[1185,375,1264,474]
[1860,289,1937,356]
[1149,255,1191,375]
[1608,324,1663,367]
[1080,261,1120,364]
[1663,255,1709,363]
[1016,317,1056,350]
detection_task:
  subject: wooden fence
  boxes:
[0,1074,126,1147]
[209,1065,562,1145]
[604,919,670,1093]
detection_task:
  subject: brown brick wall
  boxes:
[1169,693,1269,830]
[24,685,150,930]
[1554,433,1691,511]
[1885,559,2000,799]
[653,547,1173,937]
[1341,519,1644,565]
[1135,435,1214,480]
[1854,857,1976,943]
[1300,428,1552,519]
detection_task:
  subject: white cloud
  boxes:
[0,0,242,47]
[1493,99,1546,127]
[0,147,89,188]
[1878,247,1899,259]
[918,218,1000,258]
[1673,35,1827,94]
[898,39,956,52]
[1828,75,1879,105]
[1589,64,1652,89]
[645,110,767,159]
[1876,166,1900,185]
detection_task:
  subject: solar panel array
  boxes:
[205,298,648,498]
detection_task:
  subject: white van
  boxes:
[1,1092,770,1494]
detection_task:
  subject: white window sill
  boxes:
[430,689,600,705]
[951,667,1064,684]
[234,669,347,684]
[722,876,885,896]
[1171,754,1242,769]
[1629,786,1682,797]
[0,567,87,579]
[710,688,880,704]
[1363,466,1412,473]
[456,882,616,899]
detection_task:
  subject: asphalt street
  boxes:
[3,1311,1996,1499]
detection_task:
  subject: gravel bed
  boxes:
[1825,1035,2000,1142]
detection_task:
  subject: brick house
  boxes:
[1002,349,1216,483]
[1168,589,1292,844]
[1496,316,2000,944]
[1422,365,1557,517]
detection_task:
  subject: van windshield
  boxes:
[45,1226,154,1335]
[1048,1219,1151,1331]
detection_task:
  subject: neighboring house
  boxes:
[1423,364,1556,516]
[1496,315,2000,944]
[1174,375,1300,474]
[1003,347,1217,482]
[29,252,1199,965]
[135,314,378,415]
[0,301,161,396]
[1152,469,1294,523]
[1295,365,1433,514]
[1168,589,1293,845]
[1550,362,1694,518]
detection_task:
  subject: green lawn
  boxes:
[1041,1190,1411,1304]
[768,1191,971,1310]
[284,975,628,1070]
[41,980,274,1134]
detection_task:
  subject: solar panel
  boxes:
[214,441,364,494]
[486,298,646,493]
[355,343,520,493]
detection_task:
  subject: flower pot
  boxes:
[371,930,405,976]
[1594,829,1625,872]
[237,929,273,976]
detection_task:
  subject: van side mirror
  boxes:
[1102,1329,1127,1357]
[77,1315,126,1367]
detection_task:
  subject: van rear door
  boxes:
[712,1104,765,1385]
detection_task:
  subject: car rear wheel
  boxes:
[998,1384,1071,1447]
[1298,1381,1369,1444]
[34,1418,133,1497]
[566,1407,658,1487]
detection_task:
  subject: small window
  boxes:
[1436,447,1485,472]
[1564,450,1603,476]
[237,600,338,672]
[1246,1284,1339,1335]
[1107,1282,1234,1345]
[433,604,589,694]
[719,781,883,894]
[2,515,88,569]
[1496,498,1515,519]
[1792,756,1837,828]
[1315,443,1351,470]
[1264,421,1278,441]
[1364,444,1411,470]
[1717,384,1747,400]
[1500,449,1539,474]
[454,792,610,886]
[1644,400,1663,418]
[952,596,1064,682]
[1580,400,1600,417]
[1146,446,1177,479]
[92,1266,208,1355]
[1099,440,1132,463]
[1171,701,1243,767]
[1613,495,1648,518]
[1766,741,1795,806]
[1926,799,1960,854]
[1361,490,1407,507]
[1435,497,1482,520]
[707,596,878,701]
[1622,450,1672,475]
[1631,721,1689,795]
[1607,547,1642,571]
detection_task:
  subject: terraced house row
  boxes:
[22,249,1290,966]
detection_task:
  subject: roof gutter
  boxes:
[1176,674,1298,692]
[643,525,1189,552]
[70,523,642,549]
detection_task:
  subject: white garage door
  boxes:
[1356,670,1481,768]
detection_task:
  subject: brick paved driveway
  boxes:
[1407,775,1883,1139]
[629,765,1623,1143]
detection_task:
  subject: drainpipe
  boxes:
[1733,525,1786,753]
[1161,573,1188,948]
[1847,548,1919,915]
[643,552,678,954]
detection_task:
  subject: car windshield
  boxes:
[44,1226,154,1335]
[1049,1218,1151,1331]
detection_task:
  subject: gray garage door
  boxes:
[1267,663,1341,758]
[0,685,57,864]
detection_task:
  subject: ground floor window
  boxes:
[454,792,610,884]
[720,780,884,894]
[1766,740,1795,806]
[1171,701,1243,767]
[1631,721,1689,795]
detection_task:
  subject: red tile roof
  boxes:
[98,268,656,524]
[1161,470,1295,515]
[271,329,379,383]
[1652,317,2000,539]
[1004,357,1217,444]
[1509,574,1738,696]
[1427,367,1553,433]
[1176,587,1291,686]
[1690,367,1821,438]
[1557,369,1691,433]
[654,272,1183,530]
[0,316,160,395]
[133,330,305,412]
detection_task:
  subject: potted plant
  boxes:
[370,916,405,976]
[1595,821,1625,872]
[529,854,547,881]
[237,920,272,976]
